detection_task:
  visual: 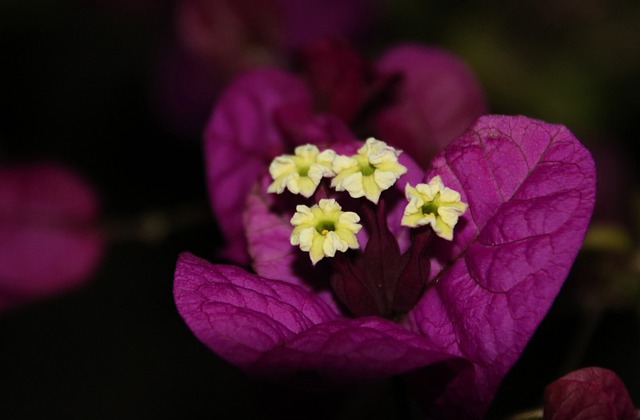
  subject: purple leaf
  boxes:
[544,367,637,420]
[0,163,103,310]
[174,252,460,380]
[204,69,312,263]
[374,44,487,168]
[408,115,596,416]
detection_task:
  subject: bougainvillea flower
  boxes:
[0,162,103,311]
[544,367,637,419]
[205,40,486,262]
[268,144,336,197]
[176,115,595,417]
[331,137,408,203]
[290,198,361,264]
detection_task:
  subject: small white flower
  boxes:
[290,199,361,264]
[268,144,336,197]
[331,138,407,204]
[401,176,467,240]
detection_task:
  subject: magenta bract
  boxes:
[204,70,313,263]
[0,162,103,311]
[177,115,595,417]
[544,367,636,420]
[374,45,488,168]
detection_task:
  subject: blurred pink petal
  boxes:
[277,0,378,49]
[544,367,637,420]
[161,0,379,137]
[374,44,487,168]
[177,0,282,75]
[300,37,370,122]
[0,162,103,310]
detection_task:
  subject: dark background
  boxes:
[1,0,639,418]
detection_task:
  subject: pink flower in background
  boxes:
[544,367,637,419]
[177,0,378,71]
[155,0,380,137]
[176,0,283,77]
[0,162,104,311]
[373,44,488,168]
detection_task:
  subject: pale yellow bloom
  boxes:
[290,199,361,264]
[331,138,407,204]
[401,176,467,240]
[268,144,336,197]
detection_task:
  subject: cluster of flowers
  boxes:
[269,139,466,265]
[266,138,468,320]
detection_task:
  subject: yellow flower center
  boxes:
[421,192,440,216]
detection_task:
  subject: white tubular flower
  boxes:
[331,138,407,204]
[290,199,361,265]
[268,144,336,197]
[401,176,468,240]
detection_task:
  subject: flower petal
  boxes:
[408,115,596,417]
[374,44,487,168]
[278,0,379,49]
[253,317,462,381]
[0,163,103,310]
[543,367,637,420]
[174,252,339,368]
[174,253,463,380]
[204,69,312,263]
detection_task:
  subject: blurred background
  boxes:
[1,0,639,418]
